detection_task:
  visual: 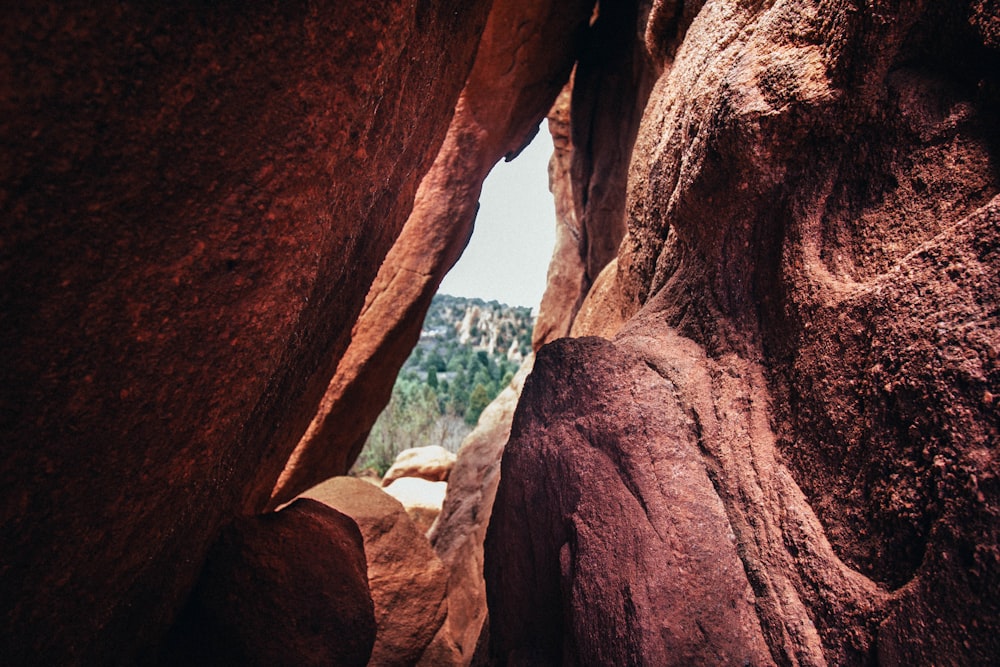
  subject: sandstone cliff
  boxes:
[268,0,595,508]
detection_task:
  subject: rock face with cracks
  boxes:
[0,2,490,663]
[487,0,999,665]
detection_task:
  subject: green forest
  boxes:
[354,294,535,475]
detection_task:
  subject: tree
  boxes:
[424,349,446,372]
[353,294,537,475]
[465,383,491,426]
[355,380,441,475]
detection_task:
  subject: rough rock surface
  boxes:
[487,0,999,665]
[531,84,588,347]
[165,499,374,667]
[533,0,656,349]
[0,2,490,662]
[426,358,533,665]
[568,257,629,340]
[303,477,449,667]
[486,339,774,665]
[6,0,997,663]
[269,0,596,507]
[382,445,457,486]
[382,478,449,535]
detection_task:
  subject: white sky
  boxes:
[437,128,556,309]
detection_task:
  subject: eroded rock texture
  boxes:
[533,0,658,349]
[0,2,490,663]
[486,339,774,665]
[487,1,999,665]
[269,0,595,508]
[5,0,998,664]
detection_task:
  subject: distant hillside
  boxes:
[354,294,535,474]
[411,293,534,363]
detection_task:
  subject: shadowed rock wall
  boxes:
[487,0,999,664]
[163,499,375,667]
[4,0,997,664]
[0,2,490,663]
[533,0,658,348]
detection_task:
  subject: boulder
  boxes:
[426,358,533,664]
[383,478,449,535]
[304,477,450,667]
[485,339,773,665]
[382,445,457,486]
[165,499,374,667]
[0,2,491,662]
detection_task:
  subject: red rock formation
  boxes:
[268,0,596,509]
[383,477,449,534]
[5,0,997,663]
[303,477,450,667]
[165,499,375,667]
[0,2,490,662]
[486,339,774,665]
[531,84,588,347]
[427,358,533,664]
[568,258,629,339]
[486,0,1000,664]
[533,0,657,348]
